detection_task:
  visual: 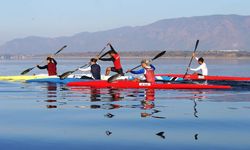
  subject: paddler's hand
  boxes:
[95,56,100,60]
[107,43,111,46]
[192,53,196,58]
[126,69,131,73]
[187,67,190,70]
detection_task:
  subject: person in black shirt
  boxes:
[78,58,101,80]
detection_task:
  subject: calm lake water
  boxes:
[0,58,250,150]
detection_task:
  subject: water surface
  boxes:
[0,58,249,150]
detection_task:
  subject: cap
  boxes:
[141,59,150,65]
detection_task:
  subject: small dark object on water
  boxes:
[156,131,165,139]
[105,113,115,118]
[106,130,112,136]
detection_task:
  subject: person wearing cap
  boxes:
[37,56,57,76]
[98,43,123,76]
[188,53,208,76]
[127,59,156,83]
[78,58,101,80]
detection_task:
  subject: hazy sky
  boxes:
[0,0,249,44]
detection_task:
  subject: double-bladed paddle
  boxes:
[20,45,67,75]
[59,46,107,79]
[183,40,199,78]
[107,51,166,83]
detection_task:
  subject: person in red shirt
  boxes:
[98,43,123,76]
[37,56,57,76]
[127,59,156,83]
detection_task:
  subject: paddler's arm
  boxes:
[37,65,48,69]
[78,66,91,72]
[99,57,114,61]
[150,64,156,70]
[128,68,145,74]
[192,53,199,61]
[99,51,110,59]
[109,43,115,51]
[190,65,202,72]
[51,58,57,65]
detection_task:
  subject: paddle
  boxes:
[183,40,199,78]
[20,45,67,75]
[59,46,107,79]
[107,51,166,83]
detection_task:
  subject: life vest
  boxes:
[144,68,155,83]
[47,62,57,76]
[113,54,122,70]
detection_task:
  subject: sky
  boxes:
[0,0,249,45]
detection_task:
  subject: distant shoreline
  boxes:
[1,50,250,60]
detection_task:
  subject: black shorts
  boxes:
[111,67,124,75]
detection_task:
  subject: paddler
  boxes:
[98,43,124,76]
[78,58,101,80]
[37,56,57,76]
[127,59,156,83]
[189,53,208,76]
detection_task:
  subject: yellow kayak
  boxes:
[0,74,53,82]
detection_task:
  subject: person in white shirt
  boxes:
[189,53,208,76]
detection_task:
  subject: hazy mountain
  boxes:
[1,14,250,54]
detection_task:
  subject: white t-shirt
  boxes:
[190,57,208,75]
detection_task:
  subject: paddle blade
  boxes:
[107,74,122,83]
[59,71,74,80]
[54,45,67,55]
[152,51,166,61]
[20,67,35,75]
[194,40,199,52]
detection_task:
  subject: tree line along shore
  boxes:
[1,50,250,60]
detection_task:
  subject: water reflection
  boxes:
[105,130,112,136]
[156,131,166,139]
[45,83,58,109]
[194,133,199,140]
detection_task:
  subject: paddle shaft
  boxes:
[184,40,199,76]
[108,51,166,82]
[59,46,107,79]
[128,51,166,73]
[20,45,67,75]
[74,46,106,72]
[36,45,67,67]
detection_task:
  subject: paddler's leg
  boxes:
[116,68,124,76]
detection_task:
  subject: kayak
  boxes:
[26,77,87,84]
[26,74,184,84]
[0,74,50,82]
[67,80,231,89]
[157,74,250,81]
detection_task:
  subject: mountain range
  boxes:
[1,14,250,54]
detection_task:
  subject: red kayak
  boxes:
[67,80,231,89]
[156,74,250,81]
